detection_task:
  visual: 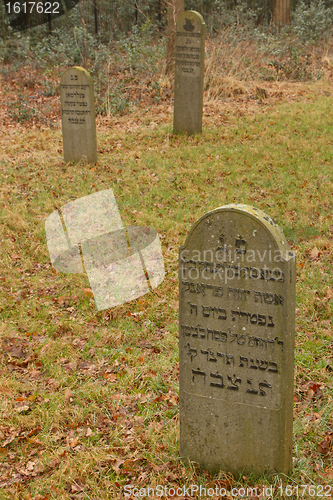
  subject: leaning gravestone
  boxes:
[173,11,205,135]
[179,204,296,476]
[60,66,97,164]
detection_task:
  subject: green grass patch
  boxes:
[0,93,332,498]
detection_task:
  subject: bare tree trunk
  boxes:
[48,13,52,36]
[272,0,290,26]
[94,0,98,35]
[135,0,138,24]
[158,0,162,32]
[165,0,184,75]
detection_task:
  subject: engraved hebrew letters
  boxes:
[179,204,296,476]
[173,11,205,135]
[60,66,97,164]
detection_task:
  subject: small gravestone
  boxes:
[60,66,97,163]
[179,204,296,476]
[173,11,205,135]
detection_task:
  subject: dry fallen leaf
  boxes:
[64,388,73,403]
[324,467,333,479]
[103,373,118,381]
[1,432,18,447]
[15,404,30,413]
[309,247,320,260]
[70,436,79,448]
[138,471,149,482]
[77,361,95,371]
[0,387,13,396]
[71,477,85,492]
[68,429,75,439]
[26,461,35,471]
[63,362,76,372]
[112,459,125,474]
[7,345,26,358]
[48,457,61,469]
[317,433,333,454]
[28,426,41,437]
[86,428,93,437]
[82,288,94,297]
[324,287,333,302]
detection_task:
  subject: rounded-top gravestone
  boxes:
[179,204,296,476]
[173,11,205,135]
[60,66,97,164]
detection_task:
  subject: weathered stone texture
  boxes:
[173,11,205,135]
[60,66,97,164]
[179,204,296,476]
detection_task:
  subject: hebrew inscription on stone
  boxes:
[60,66,97,163]
[179,204,296,475]
[173,10,205,135]
[179,208,291,409]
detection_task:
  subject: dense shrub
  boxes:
[292,0,333,42]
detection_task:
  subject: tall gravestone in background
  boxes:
[179,205,296,476]
[173,11,205,135]
[60,66,97,164]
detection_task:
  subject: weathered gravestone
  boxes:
[179,204,296,476]
[173,11,205,135]
[60,66,97,164]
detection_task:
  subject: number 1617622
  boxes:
[5,2,60,14]
[278,485,331,497]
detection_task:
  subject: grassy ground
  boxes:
[0,48,333,499]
